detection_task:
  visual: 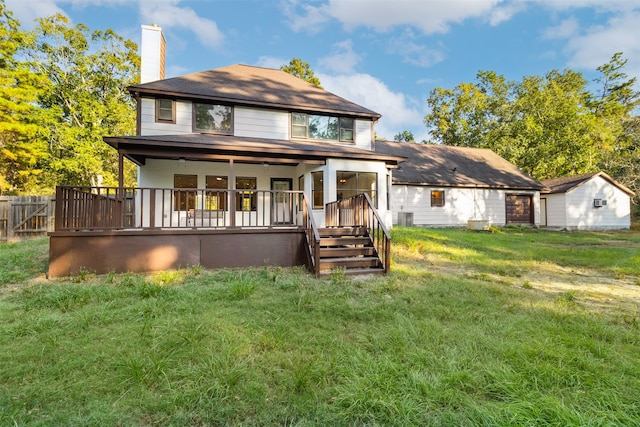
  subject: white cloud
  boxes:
[386,29,445,68]
[139,1,224,49]
[489,2,527,26]
[286,0,505,35]
[256,56,288,69]
[318,72,424,139]
[5,0,65,27]
[543,17,580,40]
[318,40,362,74]
[534,0,640,12]
[564,12,640,77]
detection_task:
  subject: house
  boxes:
[540,172,634,230]
[48,25,404,278]
[374,141,544,227]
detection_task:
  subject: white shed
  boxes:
[541,172,634,230]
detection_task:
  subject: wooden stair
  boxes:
[318,226,384,276]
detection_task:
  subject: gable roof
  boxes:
[128,64,381,119]
[375,140,544,190]
[541,172,635,196]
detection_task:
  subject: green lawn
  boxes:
[1,228,639,426]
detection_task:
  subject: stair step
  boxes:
[318,227,368,237]
[320,236,372,247]
[319,267,385,276]
[320,246,376,257]
[320,256,381,269]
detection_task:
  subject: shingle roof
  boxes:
[105,133,404,166]
[375,140,544,190]
[128,64,381,119]
[541,172,635,196]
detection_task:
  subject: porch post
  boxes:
[118,152,124,188]
[229,159,235,227]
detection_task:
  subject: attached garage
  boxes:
[506,194,534,224]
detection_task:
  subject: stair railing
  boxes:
[301,193,321,277]
[325,194,391,273]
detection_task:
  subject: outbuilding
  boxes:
[540,172,634,230]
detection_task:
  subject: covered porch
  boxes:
[48,134,400,278]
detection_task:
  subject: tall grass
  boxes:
[0,229,639,425]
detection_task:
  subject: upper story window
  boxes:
[156,99,175,123]
[194,103,232,133]
[292,113,354,142]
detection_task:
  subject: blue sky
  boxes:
[7,0,640,141]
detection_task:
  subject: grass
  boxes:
[0,228,639,425]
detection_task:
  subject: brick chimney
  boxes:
[140,24,166,83]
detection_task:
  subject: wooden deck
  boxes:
[49,187,389,278]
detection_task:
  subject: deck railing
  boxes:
[300,192,321,277]
[54,186,308,231]
[325,193,391,273]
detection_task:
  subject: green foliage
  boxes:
[393,130,415,142]
[425,54,640,216]
[0,1,139,194]
[281,57,322,88]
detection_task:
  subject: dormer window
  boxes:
[292,113,354,142]
[194,103,232,133]
[156,99,175,123]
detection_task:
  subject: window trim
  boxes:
[291,112,355,143]
[236,176,257,212]
[205,175,228,211]
[173,174,197,211]
[156,98,176,123]
[431,190,445,207]
[192,102,233,134]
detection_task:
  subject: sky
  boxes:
[6,0,640,142]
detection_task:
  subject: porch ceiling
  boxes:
[104,134,405,167]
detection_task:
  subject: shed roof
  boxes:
[541,172,635,196]
[128,64,381,119]
[105,133,404,167]
[375,140,544,190]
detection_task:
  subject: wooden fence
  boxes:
[0,195,55,242]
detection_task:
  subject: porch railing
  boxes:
[325,193,391,273]
[300,192,321,277]
[54,186,308,231]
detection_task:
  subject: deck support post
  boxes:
[229,159,236,227]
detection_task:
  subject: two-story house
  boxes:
[48,25,403,278]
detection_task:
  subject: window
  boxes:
[205,176,228,210]
[431,190,445,207]
[194,103,232,133]
[298,175,305,206]
[311,171,323,209]
[236,177,257,211]
[337,171,377,206]
[291,113,354,142]
[174,174,197,210]
[156,99,175,123]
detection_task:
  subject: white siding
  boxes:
[234,107,289,139]
[564,176,631,230]
[391,185,541,227]
[140,98,192,135]
[543,193,567,228]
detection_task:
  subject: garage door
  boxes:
[506,194,533,224]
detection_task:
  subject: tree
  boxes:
[393,130,415,142]
[281,58,322,88]
[0,1,47,194]
[25,13,140,189]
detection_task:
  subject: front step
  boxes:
[316,227,384,276]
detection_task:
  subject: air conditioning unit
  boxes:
[397,212,413,227]
[593,199,607,208]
